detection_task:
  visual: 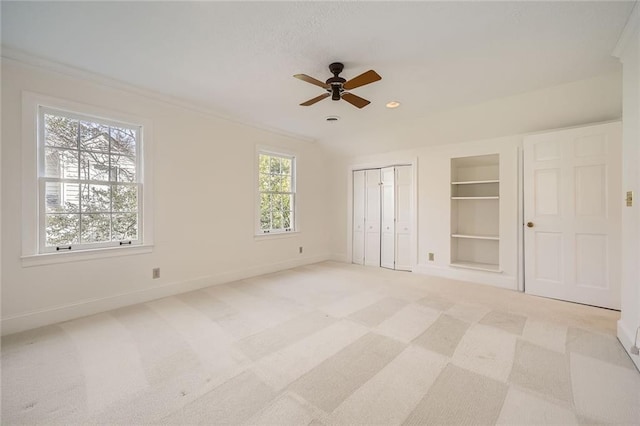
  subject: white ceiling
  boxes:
[2,1,635,155]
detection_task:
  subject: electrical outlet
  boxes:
[299,246,303,254]
[428,253,435,261]
[152,268,160,279]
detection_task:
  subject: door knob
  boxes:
[527,222,534,228]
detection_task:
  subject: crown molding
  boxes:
[0,46,316,144]
[613,1,639,59]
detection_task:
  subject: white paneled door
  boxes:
[352,170,365,265]
[523,122,622,309]
[364,169,381,267]
[381,167,395,269]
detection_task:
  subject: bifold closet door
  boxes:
[352,170,365,265]
[395,166,412,271]
[381,167,395,269]
[364,169,381,266]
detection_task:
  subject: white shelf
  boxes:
[450,261,502,273]
[451,234,499,241]
[451,196,499,200]
[451,180,499,185]
[450,154,500,272]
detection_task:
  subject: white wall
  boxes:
[614,4,640,370]
[1,58,333,335]
[330,73,624,291]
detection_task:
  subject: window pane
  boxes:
[271,193,286,211]
[81,213,111,243]
[45,214,79,246]
[111,155,136,182]
[79,121,110,152]
[281,157,291,175]
[270,156,281,174]
[45,148,78,178]
[81,184,111,212]
[282,194,292,211]
[44,114,78,149]
[259,154,270,174]
[283,210,292,229]
[269,174,282,192]
[45,182,80,213]
[281,175,291,192]
[110,127,136,157]
[260,211,271,230]
[113,185,137,212]
[272,210,283,229]
[260,193,271,214]
[113,213,138,241]
[259,173,271,192]
[80,152,110,181]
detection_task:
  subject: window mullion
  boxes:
[76,125,83,246]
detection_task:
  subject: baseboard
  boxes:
[413,264,518,291]
[330,253,349,263]
[1,254,331,336]
[617,320,640,371]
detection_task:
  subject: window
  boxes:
[38,107,142,253]
[257,151,295,234]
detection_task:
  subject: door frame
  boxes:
[347,158,418,270]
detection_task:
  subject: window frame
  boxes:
[21,92,154,266]
[38,106,143,253]
[255,147,297,236]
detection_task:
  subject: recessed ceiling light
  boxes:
[386,101,401,109]
[325,116,340,122]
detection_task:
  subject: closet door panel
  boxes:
[395,166,412,271]
[352,170,365,265]
[381,167,395,269]
[364,169,381,266]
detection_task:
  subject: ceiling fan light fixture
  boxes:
[386,101,401,109]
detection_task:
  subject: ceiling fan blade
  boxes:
[343,70,382,90]
[342,92,371,109]
[294,74,330,89]
[300,93,330,106]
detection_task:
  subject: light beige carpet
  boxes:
[2,261,639,425]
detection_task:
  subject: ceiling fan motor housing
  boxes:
[327,62,346,100]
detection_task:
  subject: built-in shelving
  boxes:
[451,180,499,185]
[451,234,499,240]
[451,196,499,200]
[450,154,500,273]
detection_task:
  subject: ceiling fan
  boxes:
[294,62,382,109]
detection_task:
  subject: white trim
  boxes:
[617,320,640,371]
[613,2,640,59]
[1,254,331,336]
[21,91,154,263]
[2,48,314,144]
[21,244,153,267]
[346,158,418,271]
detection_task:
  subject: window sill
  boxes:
[21,244,154,267]
[254,231,300,241]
